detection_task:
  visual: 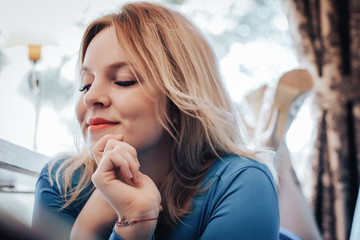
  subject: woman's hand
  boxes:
[91,134,161,240]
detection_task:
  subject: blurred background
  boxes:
[0,0,315,229]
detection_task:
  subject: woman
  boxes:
[32,2,280,239]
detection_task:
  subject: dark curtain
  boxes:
[281,0,360,239]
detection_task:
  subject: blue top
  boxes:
[33,154,280,239]
[350,188,360,240]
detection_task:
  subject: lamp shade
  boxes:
[5,30,57,47]
[5,31,57,62]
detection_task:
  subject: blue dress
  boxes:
[33,154,280,239]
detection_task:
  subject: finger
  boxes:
[102,138,138,160]
[105,138,139,167]
[91,134,124,164]
[104,141,140,181]
[106,146,140,184]
[118,147,140,183]
[121,142,140,167]
[101,150,134,180]
[92,152,132,189]
[119,142,138,161]
[110,151,133,180]
[135,156,140,167]
[129,160,140,184]
[103,138,123,155]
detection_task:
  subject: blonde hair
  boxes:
[51,1,276,227]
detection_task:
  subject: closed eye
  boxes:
[115,80,137,87]
[79,84,91,92]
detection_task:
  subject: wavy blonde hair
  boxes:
[51,1,276,227]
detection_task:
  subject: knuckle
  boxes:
[113,145,124,153]
[90,145,97,153]
[128,146,137,157]
[91,171,100,186]
[107,139,117,145]
[103,133,113,139]
[103,150,112,159]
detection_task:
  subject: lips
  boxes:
[88,118,119,131]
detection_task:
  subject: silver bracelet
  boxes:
[115,217,158,227]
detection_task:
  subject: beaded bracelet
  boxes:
[115,217,158,227]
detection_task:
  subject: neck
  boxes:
[137,132,173,187]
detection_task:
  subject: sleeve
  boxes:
[109,229,123,240]
[199,167,280,240]
[350,189,360,240]
[32,166,75,240]
[108,230,155,240]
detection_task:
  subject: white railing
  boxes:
[0,138,49,176]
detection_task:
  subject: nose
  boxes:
[83,79,111,108]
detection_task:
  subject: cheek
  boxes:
[140,101,166,138]
[75,97,86,130]
[124,98,163,144]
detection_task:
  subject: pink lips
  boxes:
[88,118,118,131]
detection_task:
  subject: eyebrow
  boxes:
[81,62,129,73]
[108,62,129,71]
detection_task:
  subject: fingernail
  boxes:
[133,172,139,184]
[136,157,141,167]
[127,169,133,179]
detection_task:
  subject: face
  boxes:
[76,27,167,157]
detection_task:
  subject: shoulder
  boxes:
[38,157,65,181]
[186,154,280,239]
[36,158,66,195]
[203,154,277,192]
[37,155,83,192]
[38,156,68,180]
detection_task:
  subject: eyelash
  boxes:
[115,80,137,87]
[78,81,137,92]
[79,84,91,92]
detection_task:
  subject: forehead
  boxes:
[83,27,126,70]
